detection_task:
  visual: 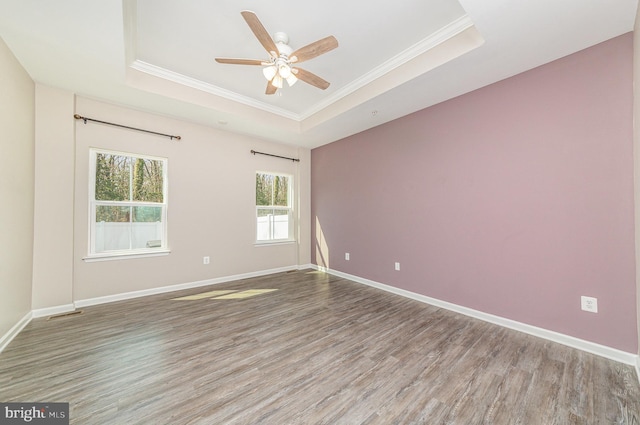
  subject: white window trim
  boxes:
[88,148,169,260]
[83,249,171,262]
[255,171,295,245]
[254,240,296,247]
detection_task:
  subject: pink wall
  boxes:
[311,33,637,353]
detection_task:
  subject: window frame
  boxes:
[255,171,295,245]
[86,148,169,260]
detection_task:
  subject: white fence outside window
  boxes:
[256,212,290,241]
[95,221,163,252]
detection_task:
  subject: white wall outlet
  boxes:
[395,262,400,271]
[203,256,210,265]
[581,296,597,313]
[345,253,350,261]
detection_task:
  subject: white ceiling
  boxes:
[0,0,637,149]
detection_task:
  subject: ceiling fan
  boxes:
[215,11,338,95]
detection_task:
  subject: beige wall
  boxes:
[32,85,75,310]
[634,1,640,365]
[70,97,311,301]
[0,37,35,336]
[4,75,312,314]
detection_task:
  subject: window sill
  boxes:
[83,249,171,262]
[254,240,296,247]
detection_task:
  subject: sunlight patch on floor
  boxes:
[171,290,238,300]
[211,289,279,299]
[172,289,278,301]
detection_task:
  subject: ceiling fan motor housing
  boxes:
[273,32,293,58]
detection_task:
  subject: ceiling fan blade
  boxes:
[215,58,265,66]
[292,68,330,90]
[290,36,338,63]
[266,81,277,95]
[241,11,278,56]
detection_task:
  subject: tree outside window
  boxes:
[90,149,168,256]
[256,172,293,242]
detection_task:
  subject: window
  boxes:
[256,172,294,243]
[88,149,168,257]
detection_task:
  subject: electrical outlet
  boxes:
[581,296,597,313]
[203,256,210,265]
[395,262,400,271]
[345,253,350,261]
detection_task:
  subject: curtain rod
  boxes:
[74,114,181,141]
[251,150,300,162]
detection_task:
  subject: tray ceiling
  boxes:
[0,0,636,148]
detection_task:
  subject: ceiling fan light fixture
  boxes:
[286,74,298,87]
[272,74,283,88]
[278,63,292,79]
[262,65,277,81]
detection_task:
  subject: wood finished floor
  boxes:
[1,270,639,424]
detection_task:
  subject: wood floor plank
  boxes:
[1,270,639,424]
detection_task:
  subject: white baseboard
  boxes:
[9,263,636,378]
[313,265,639,367]
[32,304,76,319]
[75,265,303,308]
[0,311,32,353]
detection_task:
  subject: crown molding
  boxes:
[129,60,300,120]
[298,14,475,120]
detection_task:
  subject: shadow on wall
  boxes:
[315,216,329,269]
